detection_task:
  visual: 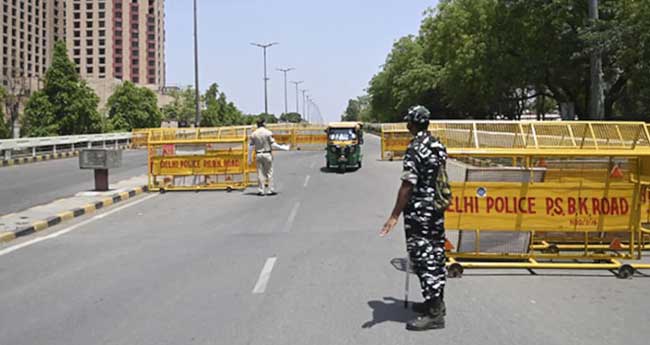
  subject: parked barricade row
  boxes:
[378,121,650,277]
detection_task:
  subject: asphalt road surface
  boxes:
[0,150,148,215]
[1,136,649,345]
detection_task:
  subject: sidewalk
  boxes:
[0,175,148,243]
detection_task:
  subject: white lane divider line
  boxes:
[303,175,311,188]
[285,202,301,232]
[253,257,277,294]
[309,162,315,169]
[0,194,158,258]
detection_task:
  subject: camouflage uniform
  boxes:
[402,131,448,301]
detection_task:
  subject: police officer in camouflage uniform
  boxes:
[380,105,448,331]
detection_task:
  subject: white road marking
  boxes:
[285,202,301,232]
[309,162,315,169]
[252,257,277,294]
[0,194,158,257]
[303,175,310,188]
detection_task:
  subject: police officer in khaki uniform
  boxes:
[249,119,277,195]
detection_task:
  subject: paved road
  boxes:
[1,136,649,345]
[0,150,147,215]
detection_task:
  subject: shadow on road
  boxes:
[242,191,281,197]
[319,167,361,174]
[390,257,414,273]
[362,297,417,329]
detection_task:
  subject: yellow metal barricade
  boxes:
[294,126,327,150]
[381,121,650,277]
[131,128,151,148]
[147,128,256,191]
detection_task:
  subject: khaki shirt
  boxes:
[250,127,276,153]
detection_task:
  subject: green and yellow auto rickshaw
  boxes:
[325,122,363,172]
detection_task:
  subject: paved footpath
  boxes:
[1,136,649,345]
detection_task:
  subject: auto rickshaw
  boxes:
[325,122,363,172]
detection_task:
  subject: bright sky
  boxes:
[165,0,438,123]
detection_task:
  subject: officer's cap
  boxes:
[403,105,431,125]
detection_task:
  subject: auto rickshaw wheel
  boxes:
[339,165,345,174]
[448,263,464,278]
[358,161,362,169]
[617,264,635,279]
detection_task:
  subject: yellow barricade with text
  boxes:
[447,181,635,232]
[147,128,257,191]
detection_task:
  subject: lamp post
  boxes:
[290,81,303,114]
[276,67,294,115]
[250,42,279,114]
[301,89,308,120]
[193,0,201,125]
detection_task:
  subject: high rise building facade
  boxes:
[1,0,165,91]
[65,0,165,88]
[0,0,65,87]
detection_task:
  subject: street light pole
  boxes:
[193,0,201,126]
[290,81,303,114]
[276,67,294,115]
[251,42,279,115]
[588,0,604,120]
[301,89,308,120]
[306,96,312,123]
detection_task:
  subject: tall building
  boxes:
[65,0,165,89]
[0,0,64,88]
[1,0,165,89]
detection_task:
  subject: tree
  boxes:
[107,81,162,131]
[368,35,447,122]
[342,95,371,122]
[364,0,650,122]
[22,41,101,136]
[200,83,245,127]
[161,87,196,123]
[2,68,31,138]
[279,112,302,123]
[341,99,360,121]
[0,87,9,139]
[22,92,58,137]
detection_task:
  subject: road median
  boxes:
[0,175,148,243]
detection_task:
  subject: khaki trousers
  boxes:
[256,153,274,193]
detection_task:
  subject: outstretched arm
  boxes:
[380,180,413,237]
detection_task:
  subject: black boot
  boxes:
[406,298,445,331]
[411,300,446,316]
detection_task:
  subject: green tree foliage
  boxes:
[22,92,58,137]
[22,41,101,136]
[107,81,162,131]
[365,0,650,122]
[342,95,371,122]
[200,83,244,127]
[342,99,360,121]
[161,87,196,123]
[279,112,303,123]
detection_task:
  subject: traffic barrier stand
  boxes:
[147,128,254,191]
[422,121,650,278]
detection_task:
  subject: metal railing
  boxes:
[0,132,132,160]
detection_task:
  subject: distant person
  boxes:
[380,105,450,331]
[249,119,277,196]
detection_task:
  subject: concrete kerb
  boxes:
[1,151,81,167]
[0,144,133,168]
[0,185,148,244]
